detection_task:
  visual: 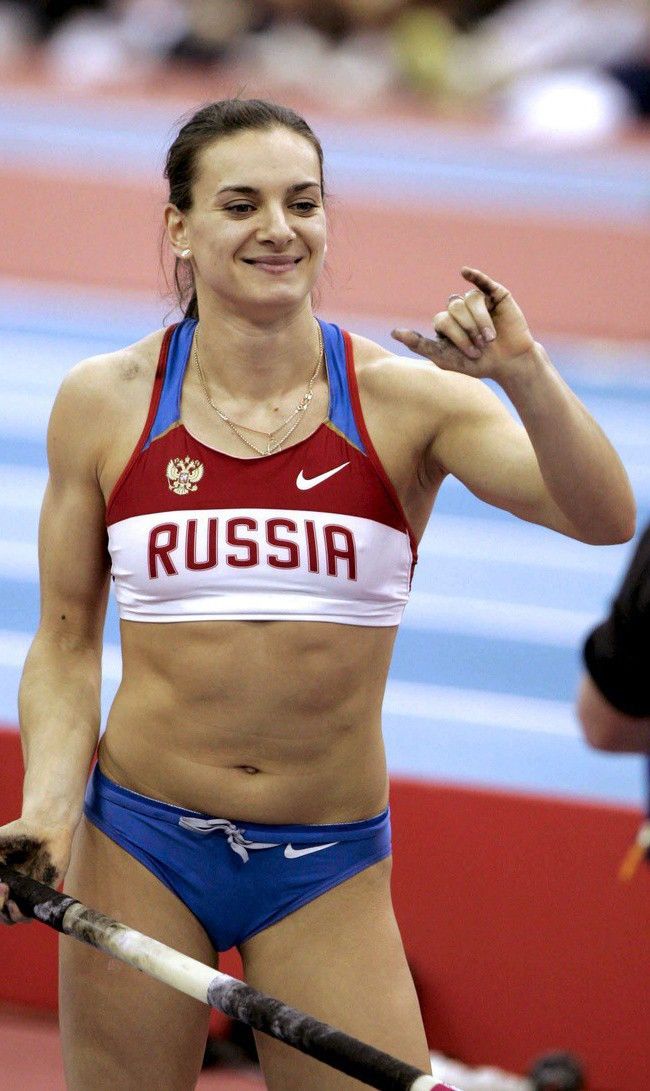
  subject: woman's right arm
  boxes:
[1,361,111,919]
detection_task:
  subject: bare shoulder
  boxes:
[48,328,166,473]
[56,328,165,409]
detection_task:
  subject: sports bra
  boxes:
[105,318,417,626]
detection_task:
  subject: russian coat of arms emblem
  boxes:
[166,457,204,496]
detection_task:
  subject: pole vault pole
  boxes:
[0,867,457,1091]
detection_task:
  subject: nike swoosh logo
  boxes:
[284,841,339,858]
[296,462,350,490]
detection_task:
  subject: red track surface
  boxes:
[2,165,649,341]
[1,65,650,341]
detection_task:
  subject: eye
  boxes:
[226,202,255,215]
[291,200,318,213]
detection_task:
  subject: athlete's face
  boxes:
[166,126,327,318]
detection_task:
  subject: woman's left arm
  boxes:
[392,267,636,545]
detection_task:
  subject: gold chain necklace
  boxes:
[193,323,323,456]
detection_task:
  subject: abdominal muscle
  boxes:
[98,617,398,825]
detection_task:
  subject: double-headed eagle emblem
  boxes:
[166,457,204,496]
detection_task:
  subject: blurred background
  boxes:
[1,0,650,136]
[0,2,649,1089]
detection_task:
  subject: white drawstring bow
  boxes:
[178,816,280,862]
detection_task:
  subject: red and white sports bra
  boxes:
[105,318,417,626]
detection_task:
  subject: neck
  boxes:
[191,301,319,402]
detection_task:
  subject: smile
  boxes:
[242,257,303,275]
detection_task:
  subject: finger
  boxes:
[433,311,482,360]
[391,328,429,353]
[444,298,486,354]
[392,327,453,358]
[6,901,28,924]
[461,267,510,309]
[461,288,497,342]
[0,884,25,925]
[391,327,470,369]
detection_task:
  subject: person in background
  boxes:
[578,522,650,877]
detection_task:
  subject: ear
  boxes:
[164,203,190,258]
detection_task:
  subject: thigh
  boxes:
[59,817,215,1091]
[240,855,430,1091]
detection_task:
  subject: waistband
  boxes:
[87,764,390,844]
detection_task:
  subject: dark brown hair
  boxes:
[164,99,326,319]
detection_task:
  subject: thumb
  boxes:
[392,327,468,370]
[391,328,421,350]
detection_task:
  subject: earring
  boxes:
[181,248,192,259]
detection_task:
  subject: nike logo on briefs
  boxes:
[284,842,339,858]
[296,462,350,490]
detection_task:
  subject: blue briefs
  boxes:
[84,764,391,952]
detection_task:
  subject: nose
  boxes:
[256,203,296,247]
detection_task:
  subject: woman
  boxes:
[0,99,635,1090]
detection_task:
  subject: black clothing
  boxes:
[583,524,650,718]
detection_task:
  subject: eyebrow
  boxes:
[215,181,321,197]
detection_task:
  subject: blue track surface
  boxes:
[2,92,649,220]
[1,283,648,806]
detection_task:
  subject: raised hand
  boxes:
[392,267,536,381]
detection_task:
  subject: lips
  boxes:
[242,256,303,276]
